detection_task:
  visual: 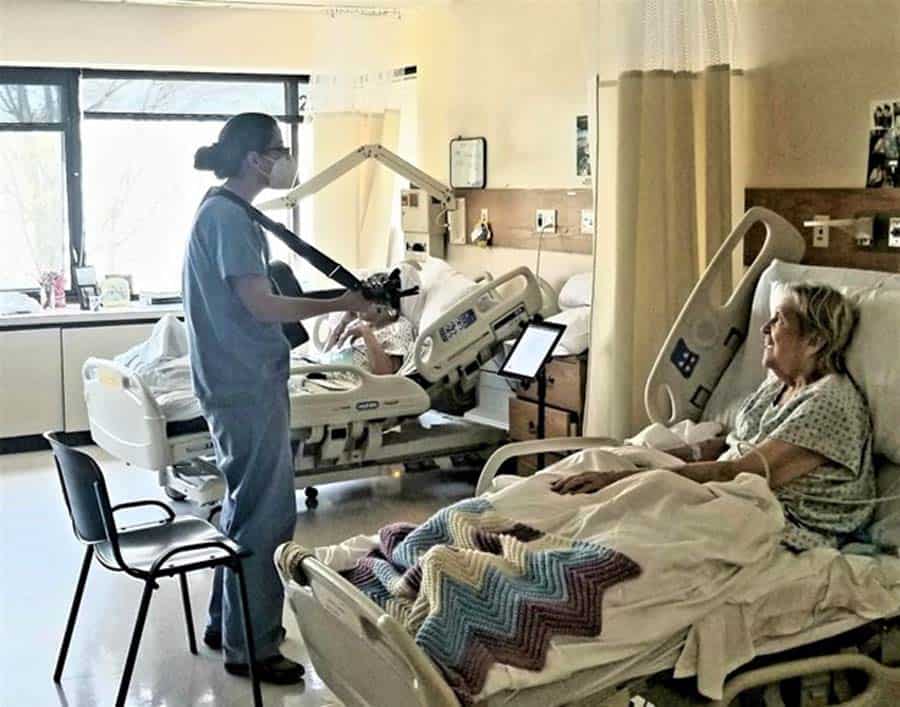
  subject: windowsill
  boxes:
[0,303,182,329]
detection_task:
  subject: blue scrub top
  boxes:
[183,192,290,409]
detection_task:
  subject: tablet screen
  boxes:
[499,322,566,380]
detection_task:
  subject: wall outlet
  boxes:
[889,217,900,248]
[812,213,829,248]
[535,209,557,234]
[580,209,594,235]
[480,208,489,224]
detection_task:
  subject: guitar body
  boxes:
[268,260,309,349]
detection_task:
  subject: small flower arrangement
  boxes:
[39,270,66,309]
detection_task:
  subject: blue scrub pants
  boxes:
[204,385,296,664]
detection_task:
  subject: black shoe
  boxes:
[205,626,287,651]
[203,626,223,651]
[225,654,305,685]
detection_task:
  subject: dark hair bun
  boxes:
[194,114,279,180]
[194,143,221,172]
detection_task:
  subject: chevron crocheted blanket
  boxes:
[339,497,641,704]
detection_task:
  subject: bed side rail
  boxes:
[476,436,620,496]
[412,266,542,387]
[712,652,896,706]
[644,207,805,425]
[278,550,459,707]
[82,357,171,470]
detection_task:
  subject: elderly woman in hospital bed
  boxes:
[554,282,876,551]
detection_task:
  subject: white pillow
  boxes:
[395,262,424,326]
[546,306,590,356]
[418,267,478,332]
[557,272,593,309]
[702,260,900,464]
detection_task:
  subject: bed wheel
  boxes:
[164,486,187,502]
[305,487,319,509]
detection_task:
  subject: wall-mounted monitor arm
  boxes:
[256,144,457,212]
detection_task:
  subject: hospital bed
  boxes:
[82,265,542,507]
[278,206,900,706]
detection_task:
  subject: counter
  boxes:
[0,303,182,330]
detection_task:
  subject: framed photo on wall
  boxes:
[866,99,899,188]
[450,137,487,189]
[576,115,591,181]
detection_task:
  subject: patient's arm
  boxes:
[337,321,396,375]
[552,438,825,494]
[676,438,825,488]
[662,436,728,463]
[359,327,397,375]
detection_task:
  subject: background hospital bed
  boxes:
[279,207,900,706]
[82,266,542,507]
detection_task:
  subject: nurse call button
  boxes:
[670,338,699,379]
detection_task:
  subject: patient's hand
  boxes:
[550,470,634,495]
[337,321,371,348]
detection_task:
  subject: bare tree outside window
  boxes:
[0,84,68,289]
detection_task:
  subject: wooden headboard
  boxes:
[745,188,900,273]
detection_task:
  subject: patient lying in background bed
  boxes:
[315,305,415,375]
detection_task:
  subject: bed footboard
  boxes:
[278,548,460,707]
[82,357,172,470]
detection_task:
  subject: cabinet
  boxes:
[0,329,63,437]
[62,324,156,432]
[507,354,587,476]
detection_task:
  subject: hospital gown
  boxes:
[721,373,876,551]
[319,316,415,372]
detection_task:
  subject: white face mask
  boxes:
[260,152,298,189]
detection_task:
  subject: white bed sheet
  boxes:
[313,448,900,702]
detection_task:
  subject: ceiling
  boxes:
[79,0,448,10]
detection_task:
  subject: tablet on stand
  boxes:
[498,320,566,470]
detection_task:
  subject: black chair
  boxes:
[45,432,262,707]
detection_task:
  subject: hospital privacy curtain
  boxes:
[305,70,417,287]
[584,0,744,439]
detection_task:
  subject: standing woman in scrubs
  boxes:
[186,112,370,683]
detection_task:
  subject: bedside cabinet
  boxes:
[507,354,587,475]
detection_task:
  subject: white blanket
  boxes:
[114,315,201,421]
[314,447,900,701]
[316,448,784,699]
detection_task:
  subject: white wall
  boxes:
[740,0,900,188]
[404,0,594,189]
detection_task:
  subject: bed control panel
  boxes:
[438,308,477,343]
[670,338,700,379]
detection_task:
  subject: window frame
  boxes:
[0,67,82,295]
[0,67,309,296]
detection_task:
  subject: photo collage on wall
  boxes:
[867,99,900,188]
[576,115,591,181]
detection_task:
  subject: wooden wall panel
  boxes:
[455,188,593,255]
[745,188,900,272]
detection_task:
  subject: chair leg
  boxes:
[233,562,263,707]
[179,573,198,655]
[54,546,94,682]
[115,580,154,707]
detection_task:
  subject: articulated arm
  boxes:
[257,144,456,212]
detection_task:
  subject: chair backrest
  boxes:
[45,432,117,547]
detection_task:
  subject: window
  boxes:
[80,72,308,293]
[0,69,309,295]
[0,70,79,291]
